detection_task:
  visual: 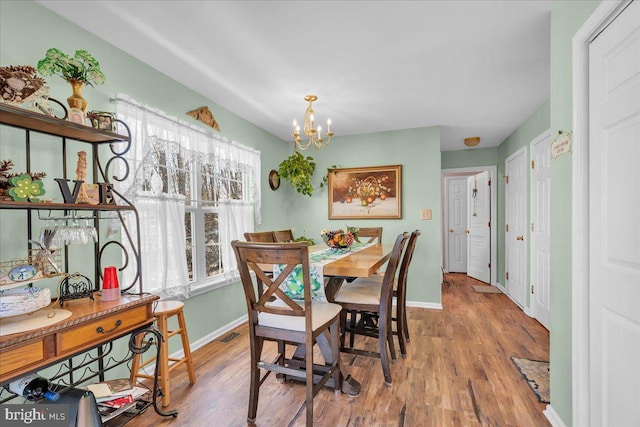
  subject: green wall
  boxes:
[441,147,498,169]
[549,1,600,425]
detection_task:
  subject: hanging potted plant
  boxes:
[278,151,336,196]
[37,48,105,112]
[278,152,317,196]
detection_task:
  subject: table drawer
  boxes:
[0,339,45,377]
[59,306,149,353]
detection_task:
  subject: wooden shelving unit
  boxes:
[0,102,127,144]
[0,104,172,422]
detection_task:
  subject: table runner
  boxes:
[273,242,372,302]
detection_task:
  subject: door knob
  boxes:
[516,235,524,241]
[449,229,455,233]
[465,230,470,234]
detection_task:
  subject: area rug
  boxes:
[511,357,550,403]
[472,285,501,294]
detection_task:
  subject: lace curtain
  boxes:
[114,94,261,298]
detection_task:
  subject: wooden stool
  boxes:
[130,300,196,407]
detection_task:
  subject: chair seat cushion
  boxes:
[334,283,382,305]
[258,299,341,332]
[350,276,398,291]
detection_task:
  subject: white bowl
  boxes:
[0,287,51,318]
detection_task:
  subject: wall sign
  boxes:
[551,130,572,160]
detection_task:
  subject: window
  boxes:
[138,143,252,293]
[115,95,261,299]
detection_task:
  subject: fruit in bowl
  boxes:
[321,229,355,249]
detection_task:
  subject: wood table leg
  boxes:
[317,331,361,396]
[325,277,346,302]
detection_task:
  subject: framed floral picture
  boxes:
[328,165,402,219]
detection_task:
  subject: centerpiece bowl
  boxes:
[321,229,355,249]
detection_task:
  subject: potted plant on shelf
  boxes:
[37,48,105,112]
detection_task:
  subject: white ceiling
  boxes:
[38,0,553,152]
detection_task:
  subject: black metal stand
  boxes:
[128,326,178,418]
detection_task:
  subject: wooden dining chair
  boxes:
[273,229,295,242]
[356,227,383,244]
[231,241,342,426]
[243,231,277,242]
[333,232,408,386]
[346,230,421,357]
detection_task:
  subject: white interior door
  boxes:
[505,147,527,308]
[467,172,491,283]
[446,177,467,273]
[530,132,551,330]
[588,2,640,425]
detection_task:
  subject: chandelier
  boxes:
[292,95,333,150]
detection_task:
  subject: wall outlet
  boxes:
[420,209,432,220]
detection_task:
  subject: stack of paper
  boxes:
[86,378,134,402]
[86,379,150,423]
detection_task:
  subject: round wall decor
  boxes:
[268,169,280,190]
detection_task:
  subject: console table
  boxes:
[0,294,157,385]
[0,293,179,420]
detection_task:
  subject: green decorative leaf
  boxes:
[8,173,45,202]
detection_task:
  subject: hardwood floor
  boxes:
[134,273,550,426]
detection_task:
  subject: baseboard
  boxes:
[543,405,567,427]
[133,314,247,375]
[188,314,248,354]
[496,281,506,293]
[407,300,442,310]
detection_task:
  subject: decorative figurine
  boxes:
[75,151,96,204]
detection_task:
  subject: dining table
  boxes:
[283,242,394,396]
[310,243,392,300]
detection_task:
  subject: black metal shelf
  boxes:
[0,200,136,211]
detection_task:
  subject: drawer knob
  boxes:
[96,319,122,334]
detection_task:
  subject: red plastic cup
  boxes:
[102,266,120,301]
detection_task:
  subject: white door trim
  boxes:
[571,1,632,425]
[529,129,551,329]
[441,166,497,286]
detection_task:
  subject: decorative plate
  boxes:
[8,264,37,282]
[0,287,51,318]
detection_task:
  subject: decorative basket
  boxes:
[0,287,51,318]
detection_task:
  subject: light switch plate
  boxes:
[420,209,432,220]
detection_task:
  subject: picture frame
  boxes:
[328,164,402,219]
[68,107,86,125]
[87,111,116,131]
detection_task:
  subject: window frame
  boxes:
[185,158,250,296]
